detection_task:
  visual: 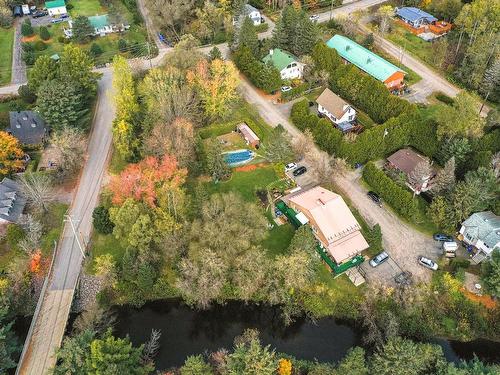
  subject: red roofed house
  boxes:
[283,186,369,264]
[237,123,260,148]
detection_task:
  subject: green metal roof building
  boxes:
[45,0,66,9]
[262,48,299,71]
[326,35,405,87]
[88,15,109,29]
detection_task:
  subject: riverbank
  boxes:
[112,299,500,371]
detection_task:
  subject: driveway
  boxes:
[336,169,442,284]
[30,14,53,27]
[11,19,26,84]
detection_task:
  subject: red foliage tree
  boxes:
[30,250,42,274]
[109,155,187,207]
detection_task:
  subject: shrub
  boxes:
[92,206,114,234]
[39,26,50,41]
[22,50,35,65]
[34,40,47,51]
[57,36,66,43]
[435,92,454,105]
[118,38,128,52]
[21,19,33,36]
[18,84,36,104]
[90,43,103,57]
[66,3,74,10]
[362,162,418,219]
[6,224,25,249]
[21,42,33,52]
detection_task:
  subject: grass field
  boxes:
[40,203,69,256]
[68,0,105,17]
[0,27,14,85]
[86,232,127,273]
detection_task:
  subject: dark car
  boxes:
[13,5,22,17]
[60,13,69,19]
[367,191,382,206]
[433,233,453,242]
[32,10,48,18]
[292,166,307,177]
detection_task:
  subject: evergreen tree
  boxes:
[0,297,20,374]
[73,16,94,43]
[208,46,222,61]
[237,16,260,56]
[89,43,103,58]
[21,19,33,36]
[39,26,50,41]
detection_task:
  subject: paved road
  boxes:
[17,72,115,375]
[315,0,386,23]
[11,19,27,85]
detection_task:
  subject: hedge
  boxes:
[199,116,273,141]
[311,43,415,124]
[291,99,439,164]
[281,82,310,101]
[362,162,418,219]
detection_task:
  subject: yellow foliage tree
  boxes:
[112,118,137,160]
[278,358,292,375]
[0,131,24,176]
[112,55,139,122]
[187,59,239,120]
[292,0,301,10]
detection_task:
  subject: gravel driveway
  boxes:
[336,169,442,284]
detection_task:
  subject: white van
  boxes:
[443,241,458,258]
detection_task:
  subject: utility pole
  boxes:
[330,0,334,21]
[64,215,86,258]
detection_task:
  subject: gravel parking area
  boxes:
[30,14,53,27]
[337,169,442,284]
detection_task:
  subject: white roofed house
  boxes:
[459,212,500,264]
[234,4,262,26]
[316,88,357,132]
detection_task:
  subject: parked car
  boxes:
[418,256,438,271]
[367,191,382,206]
[60,13,69,19]
[433,233,453,242]
[281,85,292,93]
[309,14,320,22]
[442,241,458,258]
[51,17,64,23]
[293,166,307,176]
[284,162,297,172]
[32,10,48,18]
[369,251,389,267]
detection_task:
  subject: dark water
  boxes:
[114,299,500,371]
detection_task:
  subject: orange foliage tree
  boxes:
[29,250,42,274]
[0,131,24,176]
[278,358,292,375]
[109,155,187,208]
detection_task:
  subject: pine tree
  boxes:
[237,17,259,56]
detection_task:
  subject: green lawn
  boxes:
[0,27,14,85]
[68,0,105,17]
[205,165,280,202]
[261,221,296,257]
[86,232,127,274]
[372,46,422,86]
[40,203,69,256]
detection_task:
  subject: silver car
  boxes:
[418,256,438,271]
[369,251,389,267]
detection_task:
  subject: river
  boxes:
[113,299,500,371]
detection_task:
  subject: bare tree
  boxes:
[431,157,456,194]
[16,173,55,214]
[307,149,334,184]
[408,160,432,193]
[376,5,394,35]
[50,128,87,179]
[492,152,500,179]
[142,329,162,363]
[17,214,42,254]
[291,128,315,159]
[73,302,116,335]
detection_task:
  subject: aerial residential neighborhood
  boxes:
[0,0,499,374]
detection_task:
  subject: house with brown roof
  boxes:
[386,148,435,194]
[283,186,369,264]
[316,88,357,132]
[237,123,260,148]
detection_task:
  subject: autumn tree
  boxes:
[163,33,204,71]
[144,118,195,167]
[16,173,55,214]
[0,131,24,176]
[139,67,200,128]
[146,0,196,39]
[187,59,239,120]
[177,249,229,308]
[109,155,187,209]
[49,127,87,178]
[376,5,394,34]
[231,246,270,301]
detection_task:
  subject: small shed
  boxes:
[237,123,260,148]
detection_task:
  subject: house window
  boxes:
[348,115,354,121]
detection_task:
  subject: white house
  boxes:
[459,211,500,264]
[316,88,356,130]
[262,49,304,80]
[242,4,262,26]
[64,15,128,38]
[45,0,67,16]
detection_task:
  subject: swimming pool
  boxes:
[223,149,255,167]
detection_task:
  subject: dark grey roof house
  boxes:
[8,111,47,145]
[0,178,26,223]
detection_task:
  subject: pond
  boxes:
[113,299,500,371]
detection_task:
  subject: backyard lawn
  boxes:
[68,0,105,17]
[0,27,14,85]
[86,232,127,274]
